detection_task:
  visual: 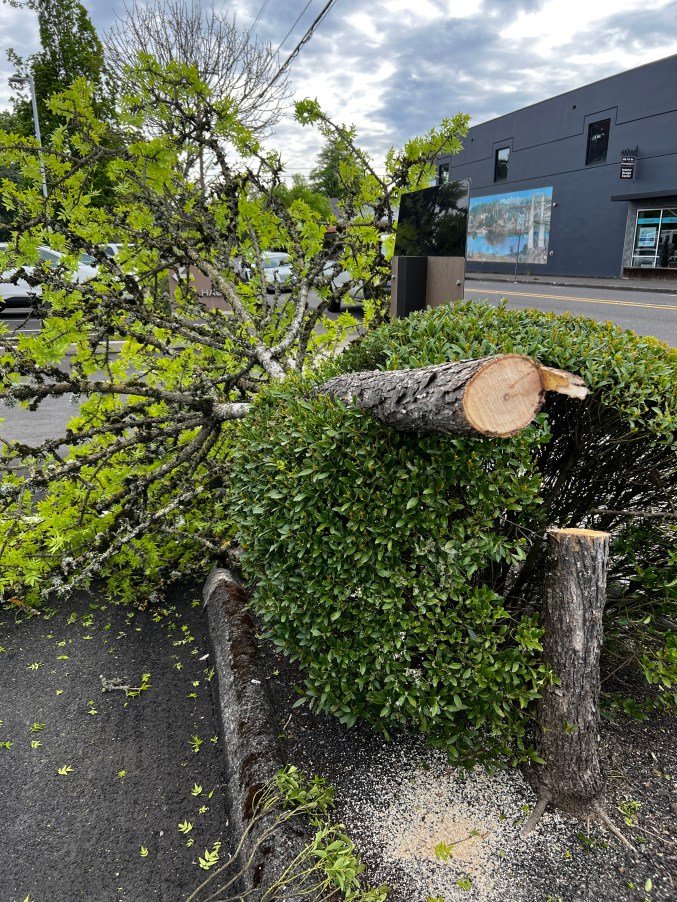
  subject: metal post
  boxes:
[9,74,48,200]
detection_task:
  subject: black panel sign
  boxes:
[394,182,469,257]
[620,146,637,179]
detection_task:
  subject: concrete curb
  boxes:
[465,273,677,295]
[203,566,309,897]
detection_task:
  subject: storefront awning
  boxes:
[611,189,677,201]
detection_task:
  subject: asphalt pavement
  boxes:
[0,583,231,902]
[464,273,677,345]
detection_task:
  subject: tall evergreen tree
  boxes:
[275,174,333,220]
[6,0,111,139]
[309,135,357,200]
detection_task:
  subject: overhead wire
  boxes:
[265,0,341,90]
[250,0,272,33]
[274,0,316,57]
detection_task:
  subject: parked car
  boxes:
[0,244,98,314]
[238,251,294,292]
[261,252,293,291]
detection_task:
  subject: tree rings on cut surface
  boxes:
[462,354,545,437]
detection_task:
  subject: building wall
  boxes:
[438,55,677,278]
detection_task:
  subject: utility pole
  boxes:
[9,74,48,200]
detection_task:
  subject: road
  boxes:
[464,280,677,346]
[2,279,674,443]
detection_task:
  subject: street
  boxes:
[2,277,675,444]
[464,280,677,347]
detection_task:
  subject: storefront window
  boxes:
[631,208,677,268]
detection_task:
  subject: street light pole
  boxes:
[9,74,48,200]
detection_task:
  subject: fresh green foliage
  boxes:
[185,766,387,901]
[434,841,454,862]
[198,841,221,870]
[617,799,641,827]
[57,764,73,774]
[0,60,467,609]
[434,830,481,862]
[232,302,676,759]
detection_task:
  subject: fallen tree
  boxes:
[0,56,469,605]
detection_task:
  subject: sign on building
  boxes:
[168,266,231,312]
[620,146,638,180]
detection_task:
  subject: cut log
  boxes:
[524,527,610,830]
[321,354,587,438]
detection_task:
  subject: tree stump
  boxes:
[321,354,587,438]
[523,527,611,833]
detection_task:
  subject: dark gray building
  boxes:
[436,54,677,280]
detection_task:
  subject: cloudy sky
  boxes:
[1,0,676,179]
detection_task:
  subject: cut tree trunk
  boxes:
[321,354,587,438]
[523,527,610,833]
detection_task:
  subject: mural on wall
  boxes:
[467,187,553,264]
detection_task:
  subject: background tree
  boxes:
[274,173,333,221]
[0,110,20,238]
[309,134,358,200]
[0,62,468,605]
[104,0,291,142]
[4,0,112,139]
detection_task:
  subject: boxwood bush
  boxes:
[231,302,676,761]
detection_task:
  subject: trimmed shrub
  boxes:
[231,302,677,761]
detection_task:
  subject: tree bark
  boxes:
[321,355,586,438]
[530,527,610,819]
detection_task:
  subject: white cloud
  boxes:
[343,12,384,45]
[0,0,675,176]
[501,0,673,54]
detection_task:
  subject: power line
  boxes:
[266,0,341,90]
[251,0,272,33]
[274,0,316,57]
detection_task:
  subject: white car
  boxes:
[239,251,294,292]
[0,244,98,313]
[262,251,293,292]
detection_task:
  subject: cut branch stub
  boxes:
[321,354,587,438]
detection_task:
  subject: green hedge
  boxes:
[231,302,677,761]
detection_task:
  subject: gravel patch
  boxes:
[261,644,677,902]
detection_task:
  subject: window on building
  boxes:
[631,208,677,268]
[494,147,509,181]
[437,163,449,185]
[586,119,611,165]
